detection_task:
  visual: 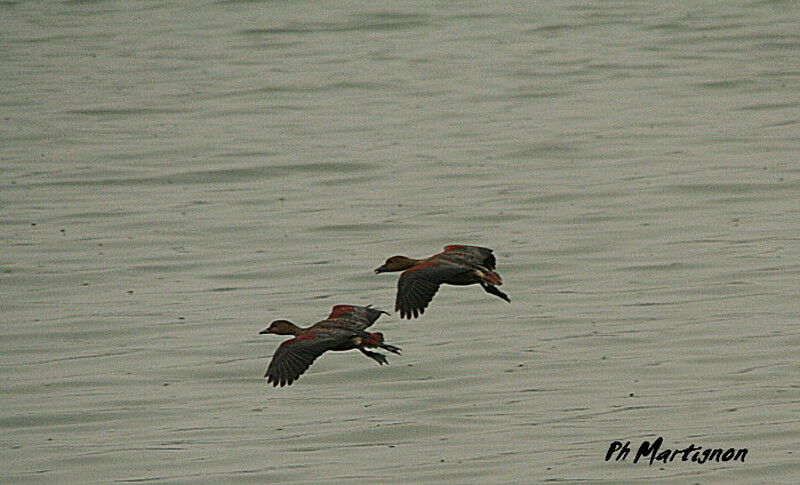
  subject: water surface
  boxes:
[2,1,799,483]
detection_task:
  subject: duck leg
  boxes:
[480,281,511,302]
[379,343,402,355]
[359,348,389,365]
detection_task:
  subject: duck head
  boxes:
[260,320,301,335]
[374,255,419,273]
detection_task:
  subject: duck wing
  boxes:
[265,333,350,387]
[441,245,497,269]
[324,305,389,330]
[396,262,470,319]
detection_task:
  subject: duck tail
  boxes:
[362,332,385,346]
[480,270,503,286]
[362,332,401,355]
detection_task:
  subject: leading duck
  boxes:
[375,245,510,319]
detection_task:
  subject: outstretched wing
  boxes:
[265,334,348,387]
[396,262,469,319]
[325,305,388,330]
[442,245,497,269]
[327,304,360,319]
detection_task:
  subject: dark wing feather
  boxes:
[335,306,388,330]
[318,306,388,332]
[395,263,469,319]
[441,245,496,269]
[265,335,347,387]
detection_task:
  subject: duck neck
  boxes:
[274,321,304,336]
[397,257,424,270]
[284,323,303,336]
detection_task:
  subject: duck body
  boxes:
[375,245,510,319]
[259,305,400,387]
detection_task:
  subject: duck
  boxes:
[259,304,401,387]
[374,245,510,319]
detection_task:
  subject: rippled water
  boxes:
[2,1,799,483]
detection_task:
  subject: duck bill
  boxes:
[258,327,271,335]
[374,265,389,274]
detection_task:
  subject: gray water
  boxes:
[2,1,799,483]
